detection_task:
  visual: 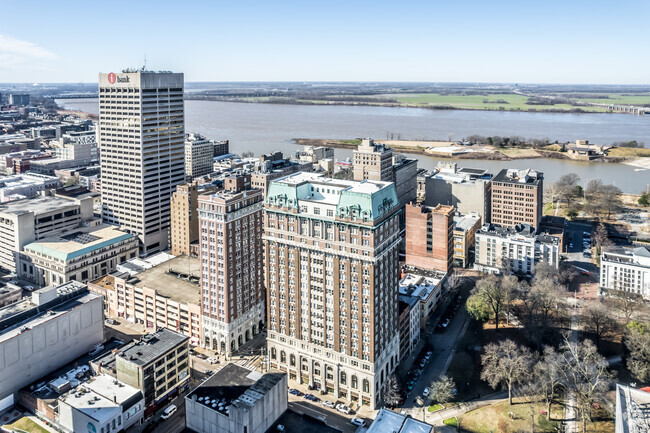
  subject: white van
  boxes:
[161,404,177,420]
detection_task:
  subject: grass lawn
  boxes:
[443,417,458,427]
[497,147,541,158]
[428,403,445,412]
[4,417,51,433]
[577,92,650,106]
[460,399,561,433]
[606,147,650,157]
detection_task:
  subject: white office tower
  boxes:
[98,70,185,255]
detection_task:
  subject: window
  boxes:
[363,379,369,393]
[351,375,358,389]
[340,371,347,385]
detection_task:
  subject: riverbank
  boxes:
[293,138,643,164]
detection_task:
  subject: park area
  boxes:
[2,416,53,433]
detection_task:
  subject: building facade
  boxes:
[185,133,215,180]
[99,70,185,255]
[353,138,393,182]
[405,203,454,273]
[264,172,401,408]
[89,255,203,345]
[399,270,446,329]
[170,181,219,256]
[0,282,104,410]
[398,295,420,362]
[474,223,559,276]
[115,329,190,409]
[491,168,543,228]
[453,213,482,267]
[19,225,138,286]
[0,193,94,272]
[185,363,287,433]
[600,246,650,300]
[198,178,265,355]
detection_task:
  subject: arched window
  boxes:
[280,351,286,363]
[271,347,277,360]
[340,371,347,385]
[351,375,358,389]
[290,354,296,367]
[363,379,369,393]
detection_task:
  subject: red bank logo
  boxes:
[108,72,116,84]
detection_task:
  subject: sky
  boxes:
[1,0,649,84]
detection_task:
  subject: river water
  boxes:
[57,98,650,193]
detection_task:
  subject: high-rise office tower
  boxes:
[98,70,185,255]
[198,174,265,356]
[353,138,394,182]
[264,172,401,408]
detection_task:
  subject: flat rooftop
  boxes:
[118,328,188,367]
[0,194,78,216]
[84,374,143,408]
[493,168,543,185]
[273,171,393,194]
[23,224,135,261]
[122,255,200,305]
[0,285,98,343]
[454,214,481,232]
[399,272,445,301]
[367,408,434,433]
[187,363,285,416]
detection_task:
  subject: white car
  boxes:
[351,418,365,427]
[336,404,351,414]
[277,425,285,432]
[322,400,335,408]
[206,357,218,364]
[161,404,177,420]
[423,387,430,397]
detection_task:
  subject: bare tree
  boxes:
[555,336,615,433]
[430,375,455,404]
[599,184,622,219]
[624,321,650,383]
[592,223,612,256]
[607,289,643,323]
[444,271,462,301]
[584,304,617,349]
[534,347,563,419]
[556,173,581,207]
[383,374,402,407]
[480,339,533,405]
[471,275,514,331]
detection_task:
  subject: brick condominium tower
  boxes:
[491,168,543,228]
[264,172,401,408]
[98,70,185,255]
[197,174,264,356]
[405,203,454,273]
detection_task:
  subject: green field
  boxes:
[572,93,650,106]
[374,92,610,112]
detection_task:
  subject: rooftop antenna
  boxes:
[142,54,147,72]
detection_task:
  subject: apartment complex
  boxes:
[114,329,190,408]
[184,133,215,180]
[399,270,446,329]
[474,223,560,276]
[453,213,482,267]
[600,246,650,300]
[353,138,393,181]
[425,162,492,223]
[264,172,402,408]
[19,224,138,286]
[0,192,94,272]
[198,177,264,355]
[405,203,454,273]
[0,282,104,410]
[170,181,219,256]
[98,70,185,255]
[491,168,543,228]
[89,255,202,345]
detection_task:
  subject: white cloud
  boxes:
[0,34,57,62]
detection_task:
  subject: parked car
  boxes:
[419,359,426,368]
[288,388,302,396]
[88,344,104,356]
[351,418,366,427]
[160,404,177,420]
[24,285,34,291]
[423,387,430,397]
[106,318,117,325]
[322,400,336,408]
[206,357,218,364]
[336,403,351,414]
[277,425,285,432]
[204,369,213,376]
[441,318,450,328]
